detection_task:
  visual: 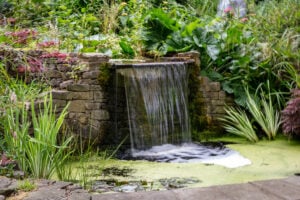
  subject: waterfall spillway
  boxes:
[115,61,251,168]
[117,62,191,150]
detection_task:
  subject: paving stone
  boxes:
[172,187,232,200]
[251,179,300,200]
[283,176,300,187]
[91,190,179,200]
[23,186,66,200]
[214,183,283,200]
[0,177,18,196]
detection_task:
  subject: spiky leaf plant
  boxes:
[220,106,258,142]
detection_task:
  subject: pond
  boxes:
[63,136,300,193]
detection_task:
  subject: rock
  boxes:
[0,195,5,200]
[0,177,18,196]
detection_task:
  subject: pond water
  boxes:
[121,142,251,168]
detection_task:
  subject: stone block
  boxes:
[85,102,101,110]
[52,90,71,100]
[90,85,102,91]
[208,92,219,99]
[59,80,74,89]
[77,79,100,84]
[82,70,100,79]
[199,76,210,85]
[91,110,110,120]
[79,53,109,62]
[57,64,70,72]
[67,84,90,92]
[78,114,89,124]
[68,92,93,100]
[52,99,67,108]
[68,100,86,112]
[209,82,221,92]
[45,70,62,78]
[211,100,225,106]
[94,91,104,100]
[212,106,225,114]
[219,91,226,100]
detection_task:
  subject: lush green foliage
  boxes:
[220,106,258,142]
[221,86,282,141]
[2,94,73,179]
[245,90,281,140]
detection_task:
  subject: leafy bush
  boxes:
[281,89,300,137]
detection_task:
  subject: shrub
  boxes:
[281,89,300,137]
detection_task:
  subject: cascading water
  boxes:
[117,62,191,150]
[116,62,251,168]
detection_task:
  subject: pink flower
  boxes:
[224,6,233,13]
[241,17,248,22]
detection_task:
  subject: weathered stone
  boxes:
[208,92,219,99]
[51,90,70,100]
[45,70,62,78]
[199,76,210,86]
[212,106,225,114]
[0,177,18,196]
[68,112,76,119]
[219,91,226,99]
[77,79,100,84]
[79,114,89,124]
[57,64,70,72]
[85,103,101,110]
[52,99,67,108]
[82,70,100,79]
[0,195,4,200]
[79,53,109,62]
[68,92,93,100]
[211,100,225,106]
[68,100,86,112]
[67,84,90,92]
[94,91,104,100]
[90,85,102,90]
[59,80,74,89]
[209,82,221,92]
[91,110,110,120]
[48,79,62,87]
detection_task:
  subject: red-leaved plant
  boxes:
[281,89,300,137]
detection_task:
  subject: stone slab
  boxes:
[213,183,283,200]
[172,187,232,200]
[91,190,179,200]
[282,176,300,187]
[251,178,300,200]
[0,177,18,196]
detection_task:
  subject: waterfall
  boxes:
[117,62,191,150]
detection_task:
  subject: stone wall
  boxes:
[15,51,234,145]
[41,53,113,145]
[197,76,234,133]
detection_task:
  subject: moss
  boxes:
[98,63,113,87]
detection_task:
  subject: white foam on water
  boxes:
[131,143,251,168]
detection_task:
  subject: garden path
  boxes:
[1,176,300,199]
